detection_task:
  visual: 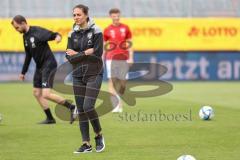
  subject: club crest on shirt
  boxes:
[87,32,93,45]
[30,37,36,48]
[110,30,115,38]
[120,28,126,33]
[87,32,93,39]
[24,40,28,47]
[74,39,78,43]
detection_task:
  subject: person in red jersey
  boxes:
[103,8,134,113]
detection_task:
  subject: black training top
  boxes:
[67,18,103,77]
[21,26,59,74]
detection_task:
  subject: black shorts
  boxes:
[33,64,57,88]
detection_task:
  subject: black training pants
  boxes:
[73,75,102,141]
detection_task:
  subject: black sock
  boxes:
[63,100,75,110]
[44,108,54,120]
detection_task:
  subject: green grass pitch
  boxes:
[0,82,240,160]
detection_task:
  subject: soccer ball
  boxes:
[0,113,2,123]
[177,155,196,160]
[199,106,214,120]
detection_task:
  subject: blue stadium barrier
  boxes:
[0,52,240,81]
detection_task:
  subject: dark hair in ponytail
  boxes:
[73,4,89,15]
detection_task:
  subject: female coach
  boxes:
[66,4,105,153]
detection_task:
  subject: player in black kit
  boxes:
[11,15,76,124]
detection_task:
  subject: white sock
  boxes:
[110,94,121,108]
